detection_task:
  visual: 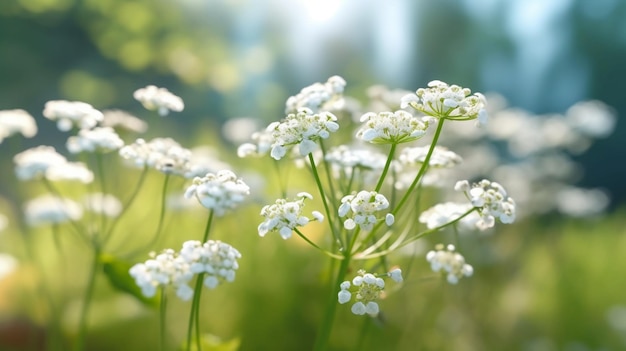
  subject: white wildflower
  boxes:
[387,268,403,283]
[14,146,67,181]
[566,100,616,138]
[237,129,274,158]
[0,254,18,281]
[101,109,148,134]
[133,85,184,116]
[325,145,387,171]
[129,249,194,300]
[83,193,122,217]
[456,179,516,230]
[356,110,428,144]
[24,195,83,226]
[285,75,346,114]
[402,80,487,122]
[45,162,94,183]
[184,170,250,216]
[338,270,386,316]
[119,138,192,176]
[0,109,37,143]
[338,190,393,231]
[258,192,322,239]
[418,202,479,230]
[67,127,124,153]
[398,146,462,168]
[179,240,242,289]
[426,244,473,284]
[43,100,103,131]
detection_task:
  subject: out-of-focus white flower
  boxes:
[426,244,473,284]
[419,202,481,230]
[119,138,193,177]
[325,145,387,171]
[185,146,232,179]
[129,249,194,300]
[184,170,250,216]
[237,128,274,158]
[398,146,462,168]
[178,240,242,289]
[356,110,429,144]
[24,195,83,226]
[0,109,37,143]
[14,146,67,181]
[43,100,103,131]
[0,254,18,281]
[556,187,610,217]
[338,190,393,231]
[455,179,516,230]
[402,80,487,123]
[387,268,403,283]
[222,117,261,144]
[101,109,148,134]
[67,127,124,154]
[267,108,339,160]
[45,162,94,183]
[83,193,122,217]
[258,192,323,239]
[133,85,184,116]
[285,75,346,114]
[566,100,616,138]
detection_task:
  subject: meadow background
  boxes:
[1,0,626,350]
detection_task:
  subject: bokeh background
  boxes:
[1,0,626,350]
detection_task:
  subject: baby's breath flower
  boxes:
[129,249,194,300]
[66,127,124,154]
[43,100,103,131]
[24,195,83,226]
[356,110,428,144]
[119,137,193,176]
[184,170,250,216]
[455,179,516,230]
[398,146,462,168]
[178,240,242,289]
[82,193,122,217]
[0,109,37,143]
[258,192,323,239]
[14,146,67,181]
[285,75,346,114]
[401,80,487,123]
[101,109,148,134]
[133,85,184,116]
[45,162,94,183]
[267,108,339,160]
[338,190,393,231]
[426,244,473,284]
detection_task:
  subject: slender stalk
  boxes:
[74,246,101,351]
[187,274,205,351]
[374,143,397,193]
[318,140,339,213]
[308,153,343,249]
[201,210,214,242]
[159,288,167,351]
[293,228,343,259]
[94,153,108,234]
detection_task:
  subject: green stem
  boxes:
[318,140,339,214]
[308,153,342,249]
[293,228,342,259]
[74,246,101,351]
[313,254,351,351]
[201,210,214,242]
[187,274,205,351]
[160,288,167,351]
[374,143,397,193]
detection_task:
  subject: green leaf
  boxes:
[100,253,160,308]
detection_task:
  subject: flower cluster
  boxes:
[0,109,37,143]
[236,129,273,158]
[66,127,124,154]
[356,110,429,144]
[267,108,339,160]
[133,85,184,116]
[24,195,83,226]
[258,192,323,239]
[101,109,148,134]
[43,100,104,131]
[285,75,346,114]
[82,193,122,217]
[338,191,394,231]
[401,80,487,123]
[129,240,242,301]
[119,138,192,176]
[324,145,387,172]
[13,146,68,181]
[418,202,477,230]
[455,179,516,230]
[426,244,473,284]
[184,170,250,215]
[45,162,94,183]
[398,146,462,168]
[337,268,402,316]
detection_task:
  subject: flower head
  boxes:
[24,195,83,226]
[418,202,479,230]
[0,109,37,143]
[401,80,487,123]
[66,127,124,154]
[258,192,323,239]
[45,162,94,183]
[129,249,194,300]
[14,146,67,181]
[83,193,122,217]
[398,146,462,168]
[119,137,193,177]
[426,244,473,284]
[101,109,148,134]
[356,110,429,144]
[285,75,346,114]
[133,85,184,116]
[178,240,242,289]
[338,190,393,231]
[184,170,250,215]
[43,100,103,131]
[267,108,339,160]
[337,269,401,316]
[455,179,516,230]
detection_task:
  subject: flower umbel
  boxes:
[258,192,323,239]
[184,170,250,215]
[43,100,104,131]
[426,244,473,284]
[455,179,516,230]
[338,190,394,231]
[66,127,124,154]
[356,110,428,144]
[129,249,194,301]
[0,109,37,143]
[337,269,402,316]
[133,85,184,116]
[178,240,242,289]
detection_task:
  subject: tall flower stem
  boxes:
[159,288,167,351]
[374,143,397,192]
[74,244,101,351]
[308,153,342,248]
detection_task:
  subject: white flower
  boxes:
[0,109,37,143]
[566,100,616,138]
[237,129,274,158]
[101,109,148,133]
[338,270,390,316]
[0,254,18,281]
[45,162,94,183]
[325,145,387,172]
[387,268,403,283]
[178,240,242,289]
[285,75,346,114]
[83,193,122,217]
[129,249,194,300]
[418,202,480,230]
[402,80,487,122]
[338,191,393,231]
[398,146,462,168]
[13,146,67,181]
[184,170,250,216]
[426,244,473,284]
[119,138,193,177]
[267,108,339,160]
[258,192,321,239]
[24,195,83,226]
[184,146,232,179]
[456,179,516,230]
[338,281,352,304]
[67,127,124,153]
[356,110,429,144]
[43,100,103,131]
[133,85,184,116]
